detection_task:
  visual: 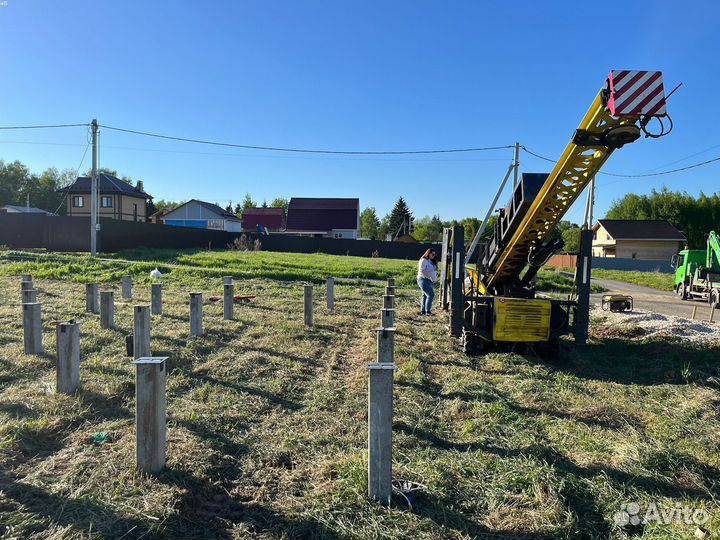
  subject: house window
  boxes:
[133,203,138,222]
[72,196,84,208]
[592,231,597,240]
[101,196,112,208]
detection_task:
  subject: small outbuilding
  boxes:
[592,219,686,260]
[0,205,56,216]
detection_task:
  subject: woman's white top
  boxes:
[417,258,438,282]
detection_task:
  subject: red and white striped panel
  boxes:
[607,70,667,117]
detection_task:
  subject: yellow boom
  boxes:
[482,93,640,292]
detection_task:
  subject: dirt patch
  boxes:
[591,325,646,340]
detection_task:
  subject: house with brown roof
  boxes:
[62,174,152,222]
[592,219,686,260]
[286,197,360,239]
[241,207,285,231]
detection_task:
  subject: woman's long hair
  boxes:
[421,248,438,266]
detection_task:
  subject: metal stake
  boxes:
[190,292,203,335]
[304,285,313,327]
[224,283,234,320]
[133,305,151,360]
[135,356,167,474]
[56,321,80,394]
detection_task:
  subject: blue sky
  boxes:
[1,1,719,223]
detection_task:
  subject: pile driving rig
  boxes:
[441,70,671,354]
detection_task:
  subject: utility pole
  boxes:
[586,177,596,229]
[90,119,99,257]
[513,142,520,189]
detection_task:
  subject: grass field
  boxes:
[0,249,583,293]
[592,269,675,292]
[0,250,718,539]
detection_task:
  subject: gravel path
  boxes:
[592,304,720,345]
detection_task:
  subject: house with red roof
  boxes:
[241,207,285,231]
[286,197,360,239]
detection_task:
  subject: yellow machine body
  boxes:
[440,70,670,354]
[492,297,551,342]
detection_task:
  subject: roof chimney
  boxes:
[136,180,144,193]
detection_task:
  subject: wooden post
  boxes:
[85,283,99,313]
[304,285,313,327]
[368,362,395,505]
[326,277,335,311]
[380,308,395,329]
[383,294,394,310]
[133,305,151,360]
[21,288,37,304]
[121,275,132,300]
[223,276,233,285]
[224,283,234,320]
[151,283,163,315]
[692,305,698,320]
[385,285,395,297]
[23,302,43,355]
[100,290,114,329]
[21,274,33,282]
[190,292,203,336]
[387,277,395,288]
[134,356,167,474]
[56,321,80,394]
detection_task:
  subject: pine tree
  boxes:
[381,197,412,239]
[242,193,256,210]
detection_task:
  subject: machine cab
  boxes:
[672,249,705,288]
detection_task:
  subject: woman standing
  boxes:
[417,248,438,315]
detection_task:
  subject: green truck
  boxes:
[672,230,720,306]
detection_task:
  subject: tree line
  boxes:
[361,196,582,252]
[606,187,720,248]
[0,160,77,214]
[0,158,292,218]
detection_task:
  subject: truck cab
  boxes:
[672,249,712,299]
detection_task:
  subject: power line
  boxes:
[53,139,91,215]
[101,124,515,155]
[520,145,720,178]
[0,123,89,130]
[0,139,511,163]
[520,146,555,163]
[598,156,720,177]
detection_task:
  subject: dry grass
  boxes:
[0,255,719,539]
